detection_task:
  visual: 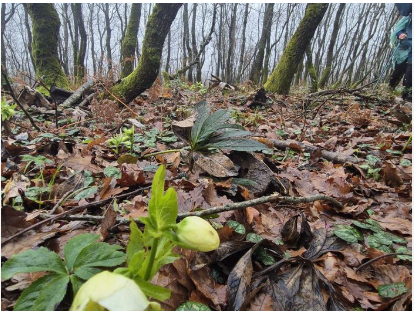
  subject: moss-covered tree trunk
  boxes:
[120,3,142,78]
[112,4,182,103]
[264,3,328,94]
[26,4,69,90]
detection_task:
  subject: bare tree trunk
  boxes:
[165,30,171,73]
[22,5,35,72]
[112,4,182,103]
[225,3,238,83]
[190,4,198,82]
[249,3,274,84]
[87,4,97,75]
[236,4,249,83]
[1,4,15,68]
[72,3,87,84]
[183,4,191,81]
[103,3,113,79]
[318,3,345,89]
[264,3,328,94]
[215,4,223,78]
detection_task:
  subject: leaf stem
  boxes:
[144,237,159,281]
[143,148,185,158]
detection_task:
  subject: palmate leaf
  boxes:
[142,165,178,237]
[73,242,125,270]
[195,109,231,143]
[14,273,69,311]
[206,138,268,152]
[191,100,211,145]
[64,233,100,272]
[1,247,67,280]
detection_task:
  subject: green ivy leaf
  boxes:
[378,282,407,298]
[367,235,393,253]
[73,186,98,200]
[176,301,211,311]
[333,225,363,243]
[255,247,276,266]
[395,246,412,261]
[1,247,67,280]
[64,233,100,272]
[73,242,125,270]
[104,166,122,179]
[14,273,69,311]
[400,159,411,167]
[227,220,246,234]
[246,233,262,243]
[352,219,383,233]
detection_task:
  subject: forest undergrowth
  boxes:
[1,78,412,310]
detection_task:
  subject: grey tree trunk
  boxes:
[225,3,238,83]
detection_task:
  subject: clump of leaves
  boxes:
[1,234,126,310]
[360,155,382,180]
[21,154,53,173]
[1,97,16,121]
[189,100,268,152]
[108,132,124,154]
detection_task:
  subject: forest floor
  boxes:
[1,78,412,310]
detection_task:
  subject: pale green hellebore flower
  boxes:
[176,216,220,252]
[70,271,160,311]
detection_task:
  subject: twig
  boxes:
[356,253,412,272]
[49,188,75,214]
[1,67,40,131]
[1,186,150,245]
[101,84,140,117]
[39,193,343,225]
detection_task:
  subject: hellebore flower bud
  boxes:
[176,216,220,252]
[70,271,159,311]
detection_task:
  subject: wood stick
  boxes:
[62,79,94,107]
[39,193,343,225]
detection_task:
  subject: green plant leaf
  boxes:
[1,247,67,280]
[145,165,178,237]
[333,225,363,243]
[14,273,69,311]
[73,186,98,200]
[191,100,211,145]
[367,235,393,253]
[73,242,125,270]
[352,219,383,233]
[377,282,407,298]
[227,220,246,234]
[400,159,411,167]
[127,219,145,264]
[209,130,252,142]
[256,247,276,266]
[176,301,211,311]
[395,246,412,261]
[206,138,268,152]
[132,275,171,301]
[70,274,84,297]
[196,109,231,145]
[64,233,100,272]
[74,267,103,280]
[104,166,122,179]
[246,233,262,243]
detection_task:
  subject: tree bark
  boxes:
[25,4,70,91]
[120,3,142,78]
[1,4,15,68]
[225,3,238,83]
[318,4,345,89]
[215,4,223,78]
[236,4,249,83]
[249,3,274,85]
[264,3,328,94]
[103,3,113,79]
[72,3,87,84]
[112,4,182,103]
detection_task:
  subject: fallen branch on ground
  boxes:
[39,193,343,225]
[1,186,150,245]
[270,138,359,164]
[62,79,94,107]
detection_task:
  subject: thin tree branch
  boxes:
[356,252,412,272]
[1,66,40,131]
[39,193,343,225]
